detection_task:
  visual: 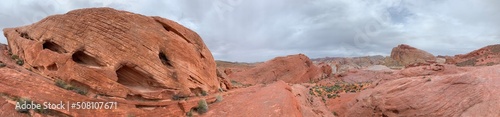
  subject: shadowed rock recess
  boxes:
[1,8,231,116]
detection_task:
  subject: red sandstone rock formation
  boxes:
[229,54,331,85]
[344,65,500,117]
[202,81,303,117]
[1,8,225,116]
[447,44,500,66]
[390,44,436,66]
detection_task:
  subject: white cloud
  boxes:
[1,0,499,62]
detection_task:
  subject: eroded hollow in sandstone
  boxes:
[47,63,58,71]
[159,52,173,68]
[72,51,105,66]
[43,41,67,53]
[116,65,163,92]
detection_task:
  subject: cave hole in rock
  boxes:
[47,63,58,71]
[33,66,45,71]
[72,51,104,66]
[200,52,206,59]
[159,52,173,68]
[155,19,190,43]
[116,65,163,92]
[43,41,67,53]
[19,32,33,40]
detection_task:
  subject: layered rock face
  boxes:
[4,8,221,100]
[446,44,500,66]
[229,54,331,85]
[390,44,435,66]
[202,81,303,117]
[345,65,500,117]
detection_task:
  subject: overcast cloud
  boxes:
[0,0,499,62]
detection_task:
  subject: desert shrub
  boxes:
[10,55,24,66]
[491,45,500,53]
[186,110,194,117]
[486,62,496,66]
[73,88,88,95]
[11,55,19,60]
[0,62,6,68]
[327,94,339,99]
[215,95,223,102]
[201,90,208,96]
[197,99,209,114]
[55,79,69,89]
[16,59,24,66]
[15,98,31,113]
[54,79,87,96]
[456,59,476,67]
[172,95,181,100]
[333,111,338,116]
[14,98,48,114]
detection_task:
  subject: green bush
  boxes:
[54,79,87,96]
[215,95,223,102]
[15,98,31,113]
[16,59,24,66]
[10,55,24,66]
[186,110,193,117]
[456,59,476,67]
[201,90,208,96]
[197,99,209,114]
[11,55,19,60]
[14,98,47,114]
[486,62,496,66]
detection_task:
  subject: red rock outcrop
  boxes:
[344,65,500,117]
[446,44,500,66]
[1,8,225,116]
[202,81,303,117]
[229,54,331,85]
[4,7,221,99]
[390,44,435,66]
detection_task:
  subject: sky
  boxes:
[0,0,499,62]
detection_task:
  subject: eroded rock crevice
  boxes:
[159,52,173,68]
[72,50,105,66]
[43,41,67,53]
[47,63,58,71]
[16,30,34,40]
[116,65,163,92]
[154,19,191,44]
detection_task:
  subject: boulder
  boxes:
[390,44,435,66]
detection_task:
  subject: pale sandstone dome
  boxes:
[4,7,227,100]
